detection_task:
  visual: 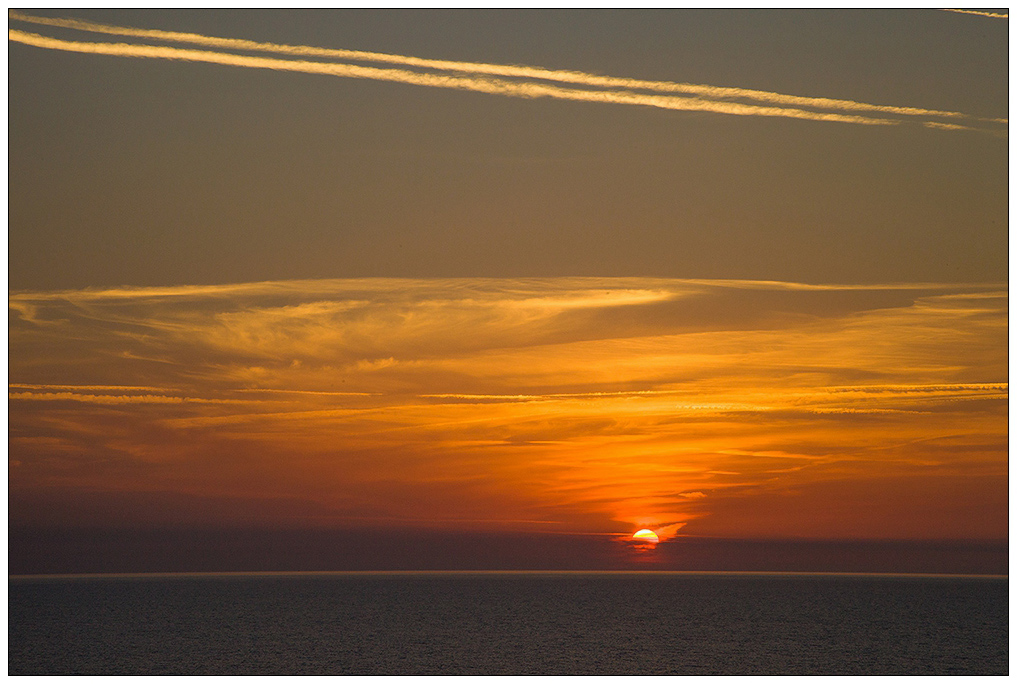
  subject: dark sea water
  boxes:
[8,572,1008,675]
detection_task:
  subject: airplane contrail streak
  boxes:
[9,9,1004,127]
[940,8,1008,19]
[8,29,902,125]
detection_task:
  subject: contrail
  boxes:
[10,10,1004,127]
[941,8,1008,19]
[7,12,1005,132]
[8,29,899,125]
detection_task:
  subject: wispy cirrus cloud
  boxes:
[9,278,1008,539]
[7,11,1007,133]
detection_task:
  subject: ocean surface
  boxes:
[9,572,1008,675]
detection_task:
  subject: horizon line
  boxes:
[10,570,1008,580]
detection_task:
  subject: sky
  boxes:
[8,9,1009,573]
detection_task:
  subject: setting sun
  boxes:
[632,529,660,544]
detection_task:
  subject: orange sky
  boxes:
[8,11,1008,572]
[10,278,1007,544]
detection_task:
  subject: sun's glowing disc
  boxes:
[632,528,659,543]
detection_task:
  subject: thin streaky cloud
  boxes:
[9,383,175,392]
[422,383,1007,403]
[8,277,1003,303]
[670,279,1006,292]
[422,390,681,400]
[233,388,378,397]
[8,391,248,405]
[8,10,1003,126]
[828,383,1007,394]
[941,8,1008,18]
[9,29,901,126]
[925,121,974,131]
[924,120,1003,136]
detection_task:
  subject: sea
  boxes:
[8,572,1008,675]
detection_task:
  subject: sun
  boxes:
[632,528,659,544]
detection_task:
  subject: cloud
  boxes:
[5,29,892,126]
[7,11,1007,132]
[941,9,1008,19]
[654,522,687,540]
[10,383,169,392]
[8,391,250,405]
[4,10,985,121]
[8,278,1008,537]
[10,278,1006,394]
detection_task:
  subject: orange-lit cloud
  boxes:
[9,278,1008,539]
[8,9,994,123]
[7,11,1007,132]
[3,29,896,127]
